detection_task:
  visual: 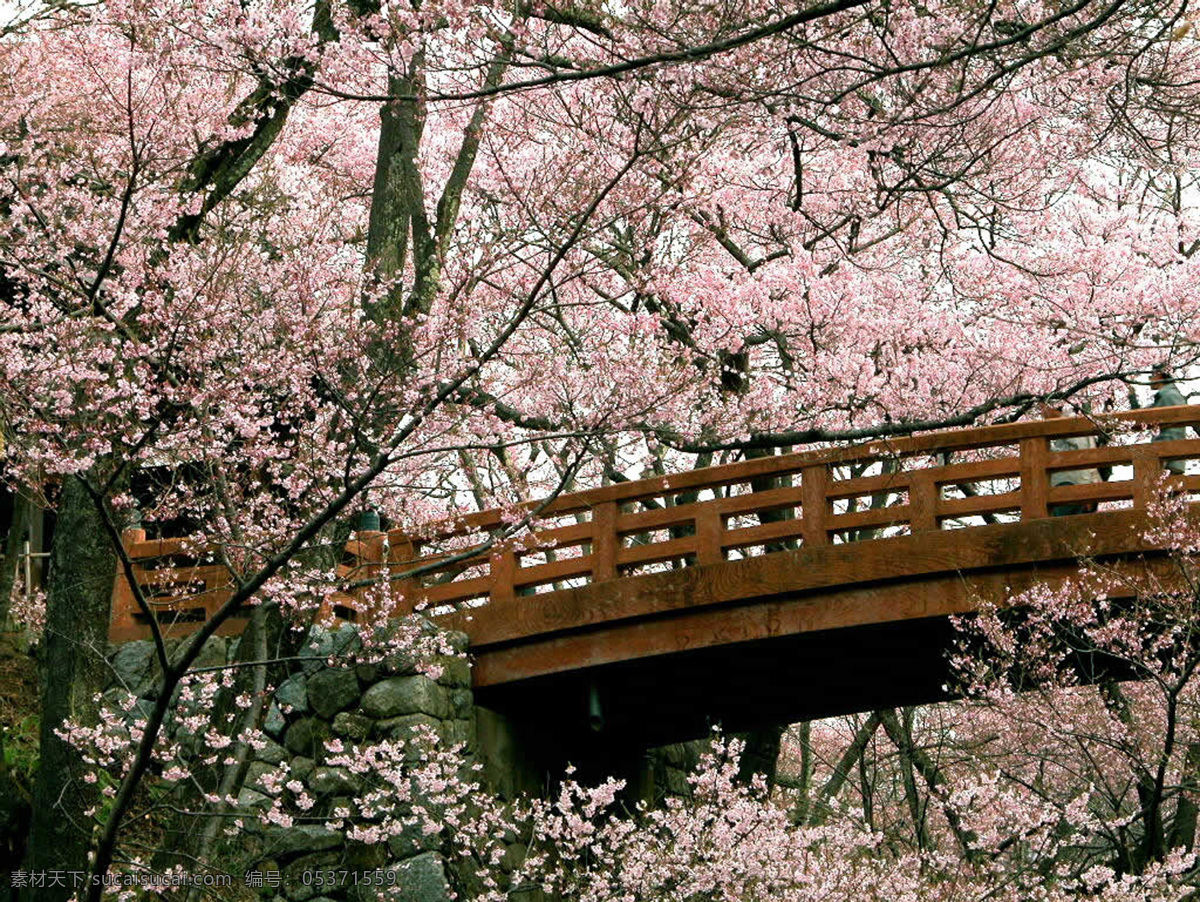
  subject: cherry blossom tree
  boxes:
[6,0,1200,896]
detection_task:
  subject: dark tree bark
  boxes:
[734,723,786,787]
[0,488,30,628]
[22,478,115,902]
[1168,737,1200,853]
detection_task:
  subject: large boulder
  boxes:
[375,713,444,755]
[386,820,441,860]
[331,712,373,742]
[263,825,342,857]
[306,766,361,796]
[392,853,453,902]
[263,701,287,736]
[281,852,341,901]
[237,787,272,811]
[361,676,449,720]
[274,673,309,714]
[258,738,289,765]
[449,688,473,719]
[434,656,471,689]
[109,641,156,695]
[192,635,227,671]
[244,761,281,794]
[284,718,331,758]
[306,668,360,719]
[301,624,361,673]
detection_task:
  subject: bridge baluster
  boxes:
[908,471,938,532]
[801,464,829,546]
[1019,437,1051,520]
[590,501,618,582]
[695,507,723,566]
[489,549,517,603]
[109,527,148,641]
[1132,449,1161,510]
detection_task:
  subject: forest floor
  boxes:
[0,637,38,784]
[0,635,37,876]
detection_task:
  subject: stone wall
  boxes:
[104,622,477,902]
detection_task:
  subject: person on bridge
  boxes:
[1150,367,1190,476]
[1042,404,1102,517]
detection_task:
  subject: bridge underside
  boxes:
[464,511,1177,771]
[475,613,959,756]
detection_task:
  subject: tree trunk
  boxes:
[879,707,977,859]
[1168,737,1200,853]
[734,723,786,788]
[22,477,115,902]
[788,722,814,823]
[182,604,274,902]
[799,711,881,826]
[0,488,31,628]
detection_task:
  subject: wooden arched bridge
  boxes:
[110,406,1200,748]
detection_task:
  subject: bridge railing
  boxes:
[109,405,1200,641]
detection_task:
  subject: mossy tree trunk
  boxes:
[23,477,115,902]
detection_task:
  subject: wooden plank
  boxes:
[109,529,146,637]
[937,491,1021,519]
[616,504,704,534]
[417,575,492,605]
[514,555,594,589]
[722,518,807,551]
[126,536,196,559]
[387,534,419,565]
[134,563,229,584]
[825,470,912,499]
[932,457,1021,485]
[1132,449,1160,510]
[1113,405,1200,428]
[713,485,805,518]
[1045,439,1200,470]
[1047,481,1135,504]
[616,536,697,568]
[515,521,592,555]
[827,504,912,532]
[402,549,489,575]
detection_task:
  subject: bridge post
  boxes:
[590,500,617,582]
[800,465,829,547]
[474,706,554,800]
[695,507,723,566]
[1019,437,1050,520]
[489,548,517,603]
[1132,448,1161,510]
[908,471,937,532]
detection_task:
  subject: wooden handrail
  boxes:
[393,406,1200,538]
[110,405,1200,641]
